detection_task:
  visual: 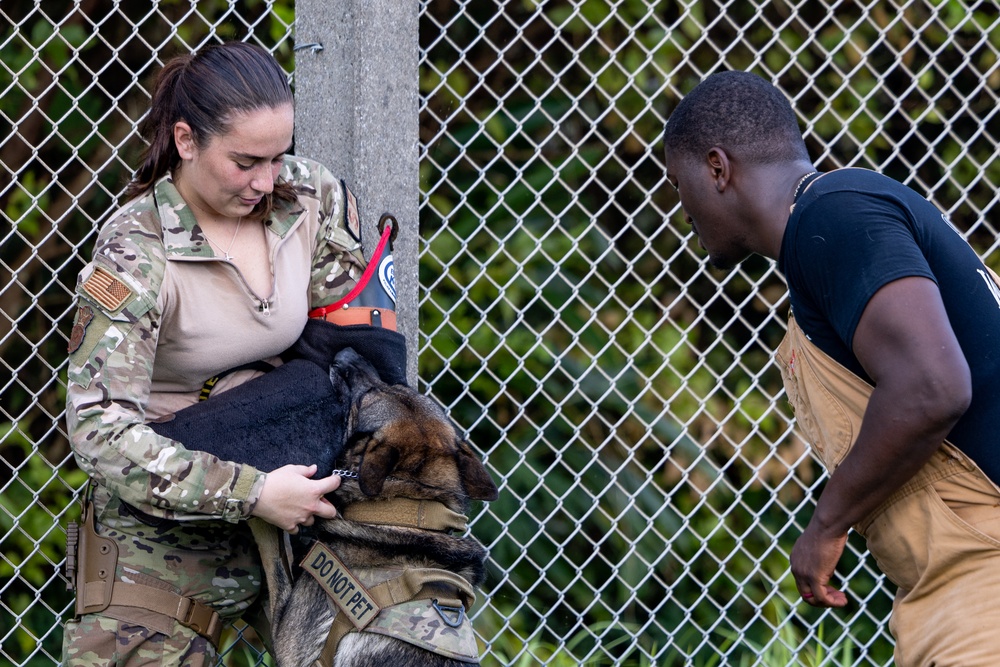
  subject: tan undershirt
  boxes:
[148,203,320,420]
[199,217,273,296]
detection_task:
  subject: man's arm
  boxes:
[791,275,972,607]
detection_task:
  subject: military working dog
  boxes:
[264,348,499,666]
[152,337,498,666]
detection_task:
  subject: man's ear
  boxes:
[173,121,196,160]
[707,147,731,192]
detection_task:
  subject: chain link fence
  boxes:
[3,1,998,665]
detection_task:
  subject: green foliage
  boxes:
[1,3,293,665]
[712,598,866,666]
[0,425,88,664]
[3,0,996,665]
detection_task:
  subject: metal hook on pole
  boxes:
[293,42,324,53]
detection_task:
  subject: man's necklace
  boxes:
[789,172,817,213]
[204,217,243,261]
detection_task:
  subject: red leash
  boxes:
[309,220,394,320]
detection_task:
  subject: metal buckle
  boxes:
[431,598,466,628]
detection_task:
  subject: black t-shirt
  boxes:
[779,168,1000,483]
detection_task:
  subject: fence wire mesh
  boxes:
[2,1,998,665]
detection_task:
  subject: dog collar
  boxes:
[342,498,469,533]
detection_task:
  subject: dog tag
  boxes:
[302,543,381,629]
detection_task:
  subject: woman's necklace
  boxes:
[203,217,243,261]
[789,172,817,213]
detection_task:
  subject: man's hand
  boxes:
[790,517,849,607]
[251,464,341,532]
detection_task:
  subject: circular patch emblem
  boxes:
[378,255,396,304]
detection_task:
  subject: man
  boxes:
[663,70,1000,666]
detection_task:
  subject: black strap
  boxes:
[199,361,276,401]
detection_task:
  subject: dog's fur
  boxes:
[266,348,499,666]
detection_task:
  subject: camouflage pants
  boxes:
[63,615,214,667]
[62,485,265,666]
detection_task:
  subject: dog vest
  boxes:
[296,497,482,664]
[308,555,480,664]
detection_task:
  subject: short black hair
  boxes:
[663,70,810,164]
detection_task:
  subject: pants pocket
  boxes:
[63,613,214,667]
[860,467,1000,595]
[933,470,1000,545]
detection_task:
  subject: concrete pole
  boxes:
[292,0,419,384]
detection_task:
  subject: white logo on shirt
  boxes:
[942,213,963,236]
[976,269,1000,309]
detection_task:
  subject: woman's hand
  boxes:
[251,464,341,532]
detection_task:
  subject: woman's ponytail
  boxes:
[122,55,190,201]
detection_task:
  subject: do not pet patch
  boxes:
[302,543,381,629]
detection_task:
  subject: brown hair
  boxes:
[124,42,297,219]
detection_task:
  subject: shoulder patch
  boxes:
[68,305,95,354]
[82,265,133,312]
[343,182,362,244]
[67,303,114,384]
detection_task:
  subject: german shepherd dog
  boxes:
[264,348,499,666]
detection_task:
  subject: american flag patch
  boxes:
[82,266,132,311]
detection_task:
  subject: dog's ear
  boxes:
[357,438,399,496]
[457,440,499,501]
[332,347,383,394]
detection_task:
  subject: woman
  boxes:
[63,42,362,665]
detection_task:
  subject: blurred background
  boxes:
[2,1,997,664]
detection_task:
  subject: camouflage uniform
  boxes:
[63,156,365,665]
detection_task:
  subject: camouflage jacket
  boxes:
[66,156,365,522]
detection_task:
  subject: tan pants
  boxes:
[777,314,1000,667]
